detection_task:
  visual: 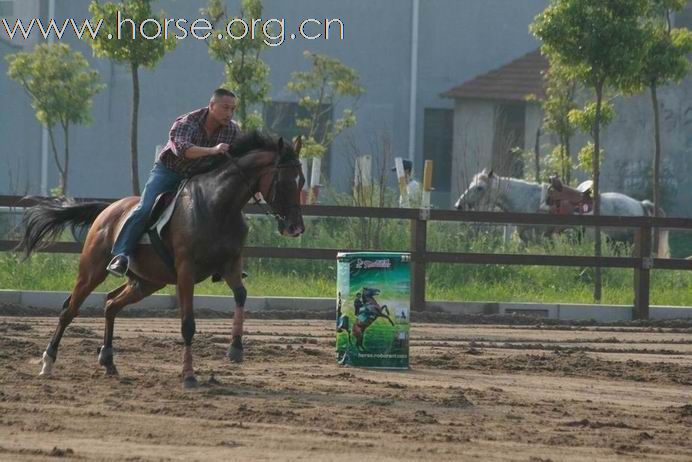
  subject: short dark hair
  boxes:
[212,88,236,99]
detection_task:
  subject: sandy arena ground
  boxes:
[0,316,690,461]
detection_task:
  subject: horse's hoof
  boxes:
[104,364,119,377]
[39,351,54,377]
[183,376,199,389]
[227,346,244,363]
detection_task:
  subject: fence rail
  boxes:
[2,195,692,319]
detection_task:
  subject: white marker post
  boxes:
[300,157,310,204]
[395,157,409,207]
[354,155,372,204]
[310,157,322,204]
[422,159,433,209]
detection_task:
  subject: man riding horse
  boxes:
[352,288,394,351]
[18,100,306,387]
[107,88,241,277]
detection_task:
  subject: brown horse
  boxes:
[17,132,305,388]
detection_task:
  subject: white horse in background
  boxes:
[454,169,550,242]
[455,169,670,257]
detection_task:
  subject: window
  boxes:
[0,1,14,17]
[263,101,333,171]
[423,108,454,195]
[492,102,525,178]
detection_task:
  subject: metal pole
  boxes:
[407,0,420,164]
[40,0,56,196]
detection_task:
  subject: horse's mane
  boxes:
[472,171,542,188]
[193,130,297,178]
[228,130,297,163]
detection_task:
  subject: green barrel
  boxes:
[335,252,410,369]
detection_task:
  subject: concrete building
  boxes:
[443,5,692,218]
[2,0,690,216]
[1,0,548,207]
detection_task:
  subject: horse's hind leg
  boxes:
[99,278,164,376]
[223,257,246,363]
[40,265,108,376]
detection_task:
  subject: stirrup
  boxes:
[106,255,129,277]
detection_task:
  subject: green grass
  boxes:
[2,251,691,306]
[0,253,333,298]
[3,214,691,306]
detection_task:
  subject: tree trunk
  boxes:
[593,84,603,302]
[62,123,69,195]
[534,127,541,182]
[565,137,572,185]
[47,126,65,196]
[651,82,661,254]
[130,62,141,195]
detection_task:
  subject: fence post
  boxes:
[410,210,427,312]
[633,225,652,320]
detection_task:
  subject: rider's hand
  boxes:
[212,143,230,155]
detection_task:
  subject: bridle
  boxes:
[224,150,303,222]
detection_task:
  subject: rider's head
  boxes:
[209,88,237,127]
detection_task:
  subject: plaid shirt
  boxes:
[158,107,241,176]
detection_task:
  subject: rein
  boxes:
[223,151,300,222]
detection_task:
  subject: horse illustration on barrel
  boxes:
[16,132,305,388]
[455,169,669,257]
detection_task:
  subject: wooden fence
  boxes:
[2,195,692,319]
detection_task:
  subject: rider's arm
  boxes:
[182,145,223,159]
[169,118,225,160]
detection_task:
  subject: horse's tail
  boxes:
[641,200,670,258]
[15,197,110,259]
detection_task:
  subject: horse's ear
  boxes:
[294,135,303,156]
[488,169,494,178]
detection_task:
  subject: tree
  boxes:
[287,51,364,159]
[201,0,271,130]
[87,0,176,194]
[6,43,104,195]
[542,66,578,184]
[531,0,650,301]
[622,0,692,252]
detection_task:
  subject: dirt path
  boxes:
[1,317,690,461]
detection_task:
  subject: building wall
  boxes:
[450,75,692,217]
[0,0,548,200]
[450,99,496,202]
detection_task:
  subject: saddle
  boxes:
[147,191,176,229]
[546,175,593,215]
[111,181,188,276]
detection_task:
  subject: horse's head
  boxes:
[362,287,380,300]
[257,136,305,237]
[455,169,496,211]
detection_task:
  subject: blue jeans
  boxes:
[112,162,184,257]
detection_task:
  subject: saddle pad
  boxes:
[113,180,188,246]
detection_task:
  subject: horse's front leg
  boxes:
[176,266,198,389]
[224,259,245,363]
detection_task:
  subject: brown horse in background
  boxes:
[17,132,305,388]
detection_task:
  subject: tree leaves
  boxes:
[202,0,270,128]
[87,0,176,68]
[287,51,364,158]
[6,43,103,127]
